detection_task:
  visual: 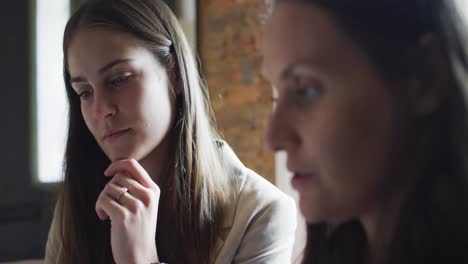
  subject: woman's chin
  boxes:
[298,195,337,224]
[104,149,138,162]
[299,199,322,223]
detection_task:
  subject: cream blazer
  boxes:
[45,143,297,263]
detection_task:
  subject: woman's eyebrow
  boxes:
[70,58,134,83]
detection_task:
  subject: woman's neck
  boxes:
[360,176,416,264]
[360,202,399,264]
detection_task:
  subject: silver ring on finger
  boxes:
[116,187,128,201]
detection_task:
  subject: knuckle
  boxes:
[128,159,138,168]
[95,200,101,212]
[116,208,130,222]
[140,189,152,206]
[129,200,144,213]
[152,184,161,195]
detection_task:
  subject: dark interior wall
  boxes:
[0,0,55,261]
[0,0,176,261]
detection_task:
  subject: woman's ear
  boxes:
[407,33,450,116]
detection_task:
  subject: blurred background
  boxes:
[0,0,304,262]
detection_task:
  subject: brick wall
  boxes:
[199,0,275,183]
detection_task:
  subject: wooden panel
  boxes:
[199,0,274,183]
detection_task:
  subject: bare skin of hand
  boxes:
[95,159,160,264]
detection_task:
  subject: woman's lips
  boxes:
[291,173,315,191]
[103,128,130,142]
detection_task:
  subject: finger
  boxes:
[106,182,147,214]
[104,159,155,189]
[106,181,130,201]
[95,187,110,220]
[113,175,159,207]
[96,182,126,221]
[95,191,127,222]
[95,192,111,221]
[96,207,108,221]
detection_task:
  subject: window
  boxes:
[456,0,468,19]
[34,0,71,183]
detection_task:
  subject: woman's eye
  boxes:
[296,85,319,98]
[78,90,92,100]
[110,74,132,86]
[289,84,321,107]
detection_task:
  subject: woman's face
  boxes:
[67,28,176,162]
[262,2,413,223]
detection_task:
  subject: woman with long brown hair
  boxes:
[44,0,296,263]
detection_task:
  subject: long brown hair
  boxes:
[269,0,468,263]
[57,0,234,263]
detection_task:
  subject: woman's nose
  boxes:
[92,91,117,120]
[264,104,301,153]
